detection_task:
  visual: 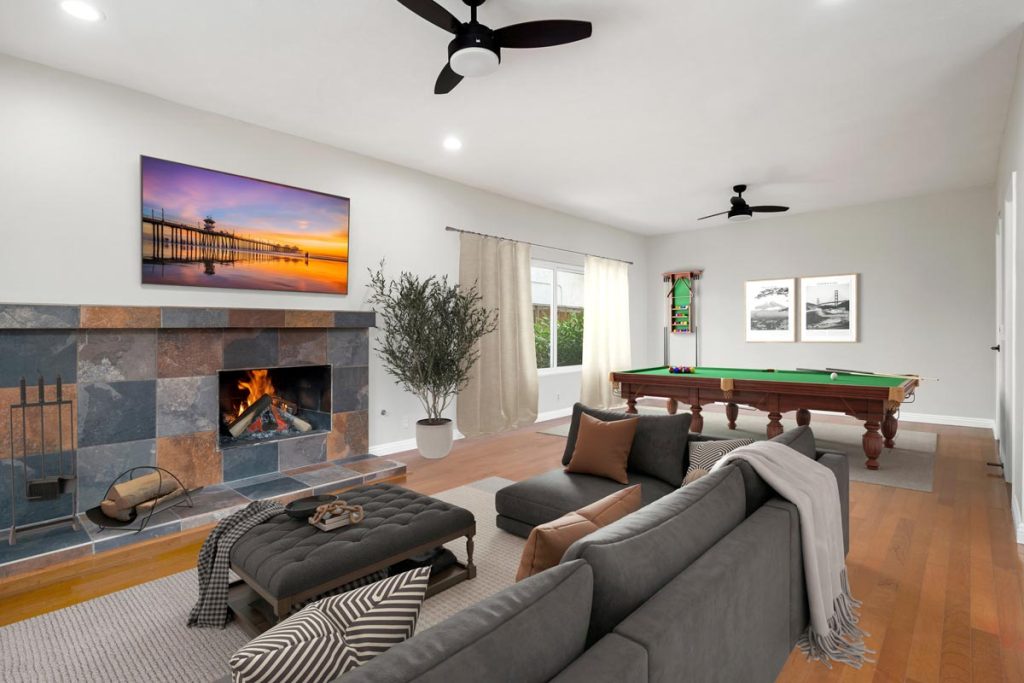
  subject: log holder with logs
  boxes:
[84,466,196,534]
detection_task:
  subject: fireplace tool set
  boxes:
[7,375,79,545]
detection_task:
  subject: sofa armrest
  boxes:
[814,450,849,554]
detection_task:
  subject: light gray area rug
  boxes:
[540,407,937,492]
[0,478,523,683]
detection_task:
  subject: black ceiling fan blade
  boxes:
[396,0,460,34]
[698,210,730,220]
[434,63,463,94]
[750,205,790,213]
[495,20,593,49]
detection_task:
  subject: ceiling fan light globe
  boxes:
[450,47,500,77]
[728,212,752,222]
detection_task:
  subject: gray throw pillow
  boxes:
[562,403,692,487]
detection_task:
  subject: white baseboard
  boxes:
[1013,496,1024,545]
[896,412,995,430]
[537,407,574,423]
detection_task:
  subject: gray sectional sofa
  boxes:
[340,422,850,682]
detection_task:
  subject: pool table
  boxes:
[610,366,920,470]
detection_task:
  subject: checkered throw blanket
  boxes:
[187,499,285,629]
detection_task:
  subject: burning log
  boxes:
[228,394,272,438]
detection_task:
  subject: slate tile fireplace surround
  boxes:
[0,304,377,537]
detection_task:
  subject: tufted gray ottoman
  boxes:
[228,483,476,634]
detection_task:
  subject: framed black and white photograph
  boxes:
[800,273,858,342]
[745,278,796,342]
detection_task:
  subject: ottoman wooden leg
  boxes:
[466,534,477,579]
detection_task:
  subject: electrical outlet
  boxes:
[556,392,561,401]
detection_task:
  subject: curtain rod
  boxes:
[445,226,634,266]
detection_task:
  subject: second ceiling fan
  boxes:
[396,0,593,94]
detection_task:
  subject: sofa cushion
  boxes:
[564,413,636,484]
[769,425,816,458]
[549,633,648,683]
[561,466,748,644]
[613,504,795,683]
[516,486,641,581]
[496,469,676,534]
[337,560,594,683]
[231,567,431,683]
[562,403,692,487]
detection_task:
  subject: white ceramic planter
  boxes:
[415,419,454,459]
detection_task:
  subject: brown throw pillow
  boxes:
[564,412,637,485]
[516,485,642,581]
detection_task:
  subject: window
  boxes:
[531,261,584,369]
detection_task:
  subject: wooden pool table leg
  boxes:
[690,404,704,432]
[666,398,678,415]
[863,421,883,470]
[767,412,784,439]
[796,409,811,427]
[725,403,739,430]
[626,396,638,414]
[882,409,898,448]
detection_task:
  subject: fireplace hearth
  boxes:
[219,365,332,449]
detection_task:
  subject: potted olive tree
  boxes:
[368,266,497,459]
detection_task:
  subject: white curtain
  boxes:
[457,233,539,437]
[580,255,632,408]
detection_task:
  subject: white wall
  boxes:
[996,33,1024,539]
[645,187,997,422]
[0,54,648,450]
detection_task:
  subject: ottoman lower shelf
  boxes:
[227,483,477,636]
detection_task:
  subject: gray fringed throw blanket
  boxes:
[187,499,284,628]
[712,441,869,668]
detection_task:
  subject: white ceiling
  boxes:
[1,0,1022,235]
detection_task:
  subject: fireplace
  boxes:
[219,365,332,449]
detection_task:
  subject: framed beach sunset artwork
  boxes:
[141,156,350,294]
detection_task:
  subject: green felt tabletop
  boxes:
[618,366,908,387]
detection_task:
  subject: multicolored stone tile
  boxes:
[80,306,161,329]
[332,366,369,413]
[278,433,328,470]
[78,380,156,447]
[82,507,183,553]
[156,376,218,437]
[342,457,406,483]
[156,431,221,489]
[161,307,229,329]
[288,462,363,495]
[222,441,279,482]
[284,310,334,328]
[0,305,80,329]
[334,311,376,328]
[0,453,76,530]
[223,329,279,370]
[77,330,157,383]
[327,329,369,367]
[0,524,92,576]
[327,410,369,460]
[0,331,78,388]
[229,309,287,328]
[157,329,223,378]
[174,484,250,530]
[75,438,157,512]
[231,474,307,500]
[278,329,328,366]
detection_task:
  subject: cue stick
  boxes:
[824,367,939,381]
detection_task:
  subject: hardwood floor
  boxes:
[1,409,1022,682]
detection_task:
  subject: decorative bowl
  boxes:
[285,494,337,519]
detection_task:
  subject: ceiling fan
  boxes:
[395,0,593,94]
[698,185,790,222]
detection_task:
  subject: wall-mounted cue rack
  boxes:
[663,270,702,335]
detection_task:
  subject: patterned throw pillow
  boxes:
[686,439,755,476]
[229,567,431,683]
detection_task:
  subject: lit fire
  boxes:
[237,369,276,416]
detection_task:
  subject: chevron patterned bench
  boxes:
[227,483,476,636]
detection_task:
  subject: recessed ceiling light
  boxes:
[61,1,104,22]
[443,136,463,152]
